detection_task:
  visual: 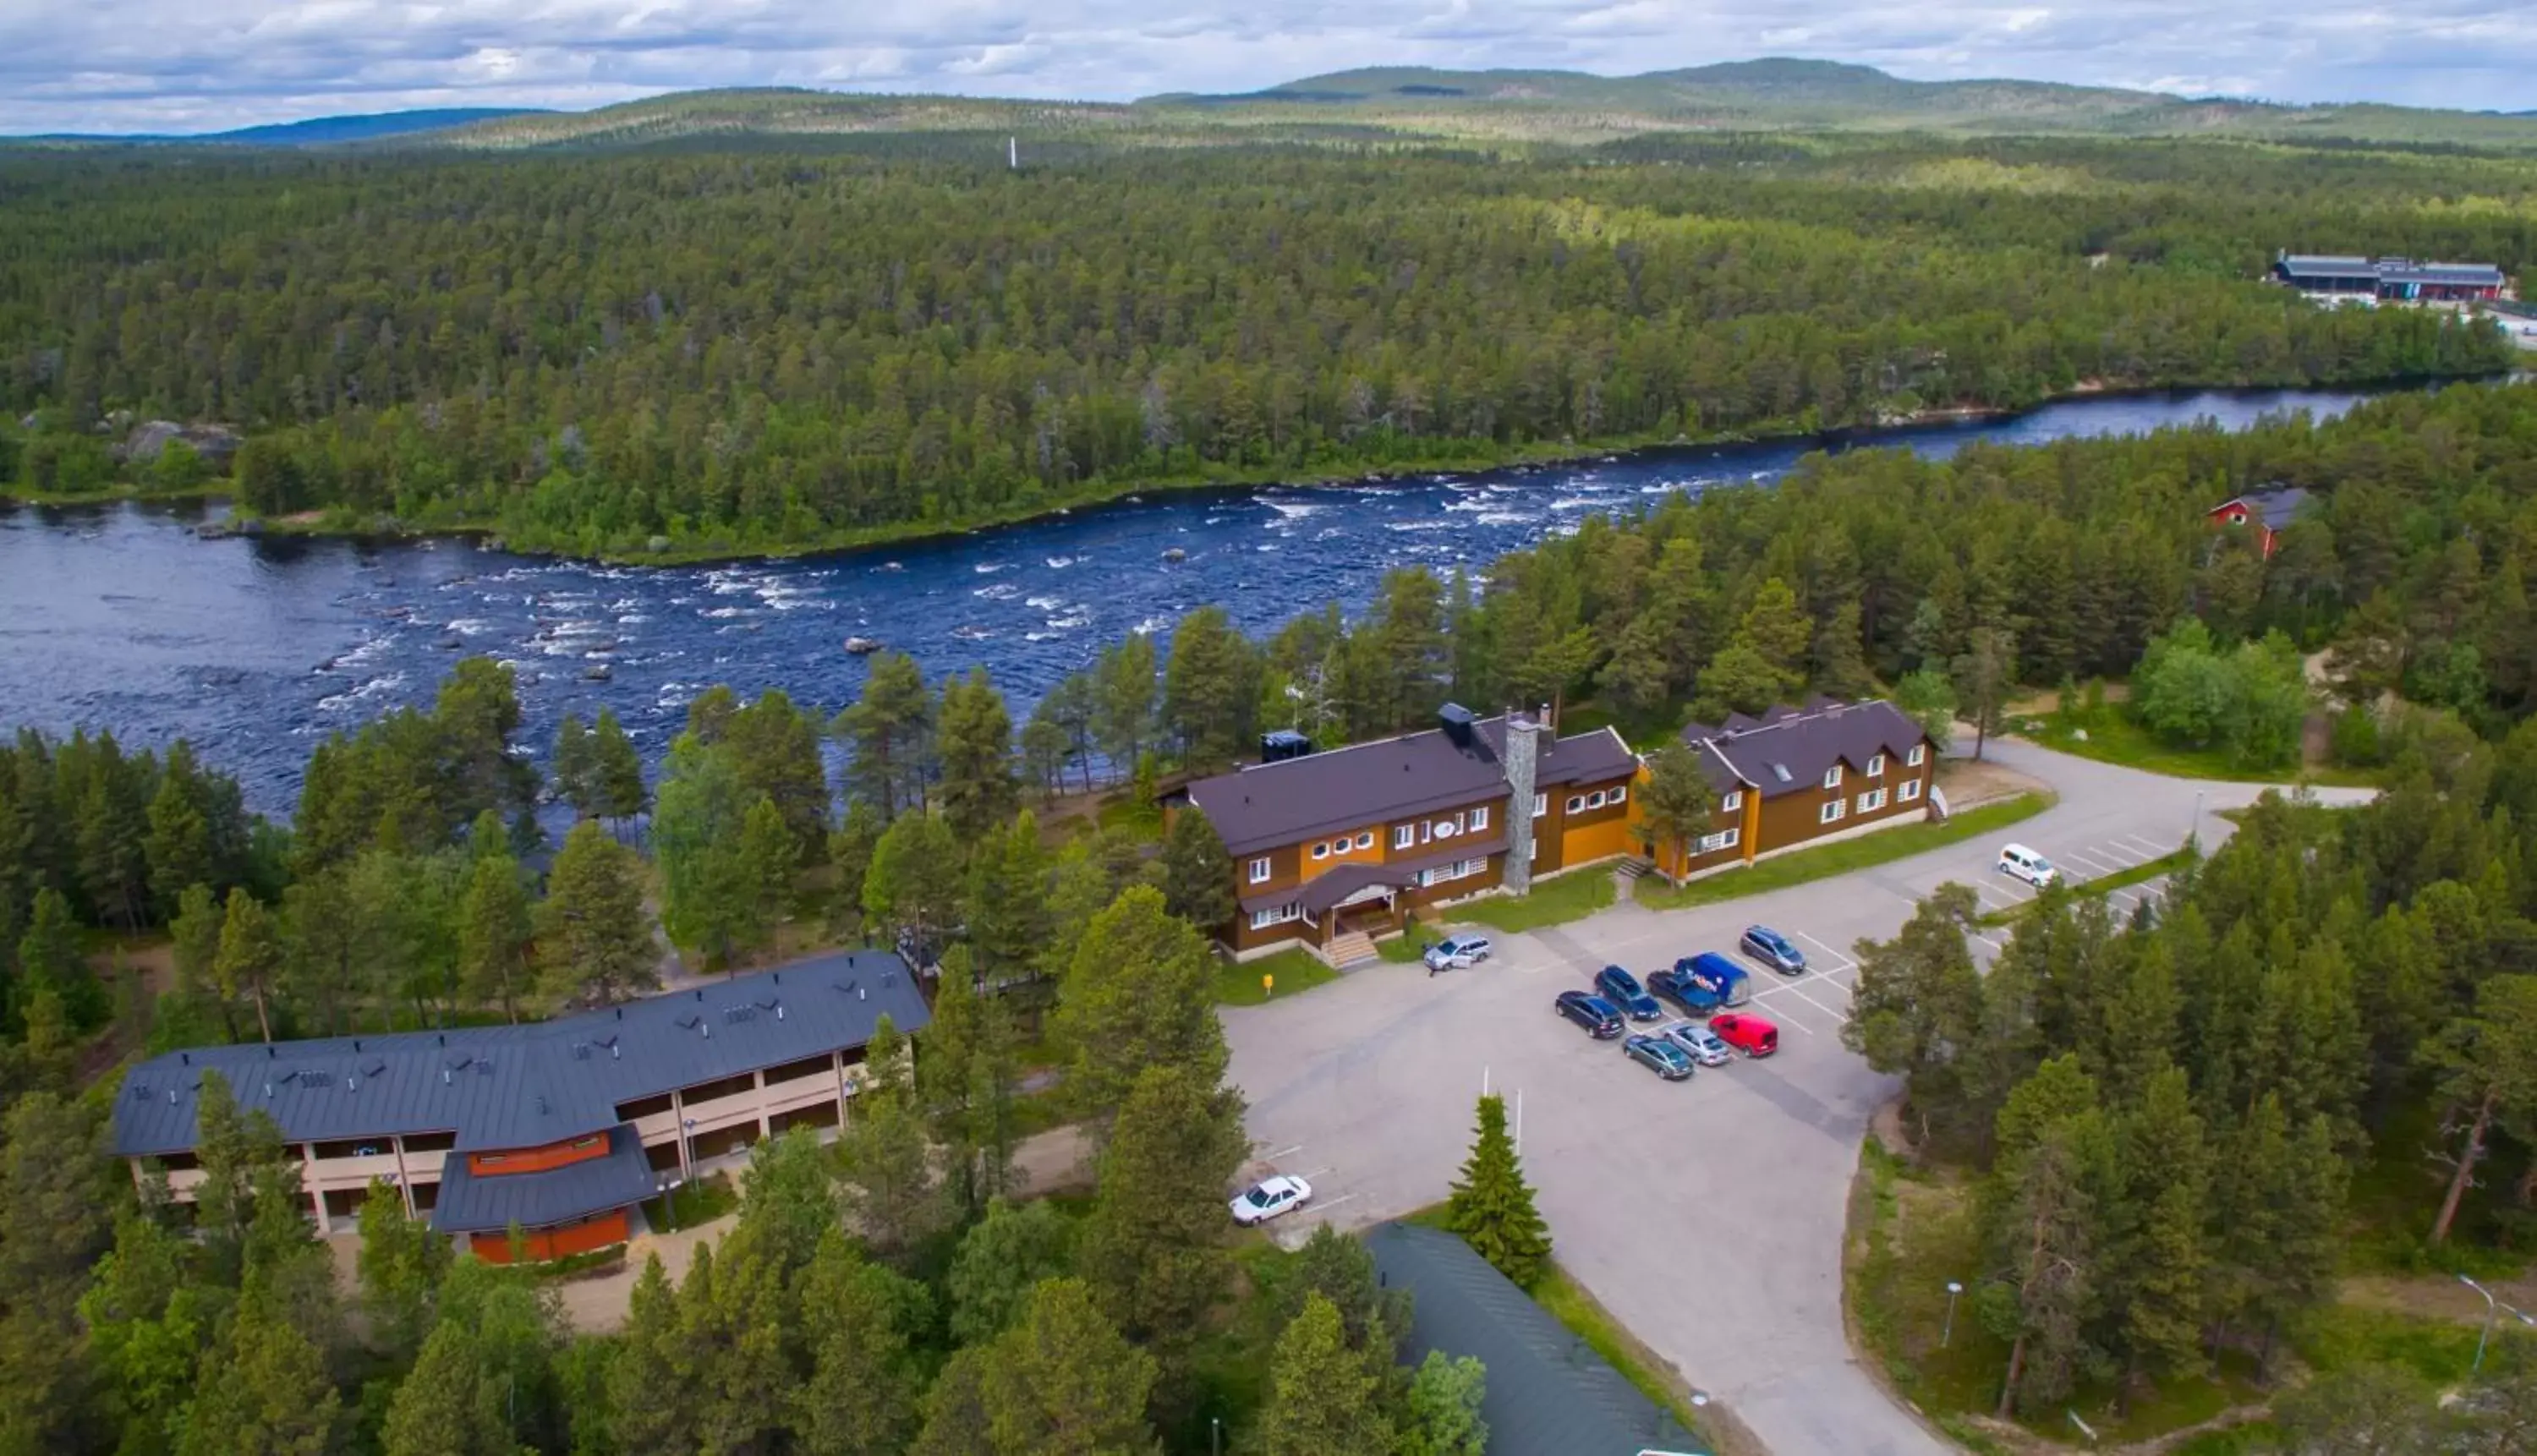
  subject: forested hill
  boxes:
[0,138,2520,557]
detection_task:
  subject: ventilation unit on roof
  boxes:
[723,1005,756,1024]
[1771,764,1793,783]
[572,1043,593,1061]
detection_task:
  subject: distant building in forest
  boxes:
[2273,253,2505,304]
[2207,485,2310,559]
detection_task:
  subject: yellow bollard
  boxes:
[1263,973,1274,998]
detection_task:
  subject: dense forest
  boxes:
[0,134,2519,555]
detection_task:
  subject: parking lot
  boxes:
[1223,741,2373,1456]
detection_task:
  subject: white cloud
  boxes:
[1,0,2531,134]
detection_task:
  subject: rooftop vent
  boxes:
[572,1043,593,1061]
[448,1056,475,1073]
[1771,764,1793,784]
[364,1061,386,1078]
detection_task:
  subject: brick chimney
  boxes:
[1502,710,1544,895]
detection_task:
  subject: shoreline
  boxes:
[2,375,2457,570]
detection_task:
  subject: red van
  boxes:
[1707,1012,1779,1058]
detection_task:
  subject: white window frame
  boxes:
[1719,791,1743,813]
[1532,792,1548,818]
[1899,779,1922,802]
[1822,764,1844,790]
[1248,857,1271,884]
[1311,841,1330,861]
[1857,788,1887,813]
[1393,824,1414,850]
[1820,799,1846,824]
[1609,784,1627,805]
[1566,794,1585,814]
[1907,744,1926,768]
[1866,753,1885,778]
[1248,902,1301,931]
[1696,826,1740,853]
[1469,805,1489,832]
[1586,790,1607,810]
[1528,837,1539,862]
[1354,830,1374,851]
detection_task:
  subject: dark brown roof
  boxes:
[1680,698,1930,798]
[1187,714,1636,857]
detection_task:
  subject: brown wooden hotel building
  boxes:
[1646,698,1938,883]
[1180,706,1641,960]
[112,952,928,1262]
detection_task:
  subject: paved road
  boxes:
[1223,742,2372,1456]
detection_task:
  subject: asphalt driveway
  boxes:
[1222,741,2372,1456]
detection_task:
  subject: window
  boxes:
[1899,779,1922,802]
[1421,858,1487,887]
[1248,857,1271,884]
[1820,799,1847,824]
[1696,827,1741,853]
[1311,841,1329,861]
[1586,790,1607,809]
[1857,788,1888,813]
[1609,784,1627,805]
[1528,837,1539,862]
[1248,903,1301,931]
[1907,744,1926,768]
[1866,754,1886,777]
[1566,794,1585,813]
[1469,805,1489,832]
[1532,792,1548,818]
[1354,830,1374,851]
[1393,824,1414,850]
[1822,764,1844,790]
[1719,791,1743,813]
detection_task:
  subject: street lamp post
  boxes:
[1944,1281,1965,1349]
[2460,1273,2537,1376]
[2190,788,2205,853]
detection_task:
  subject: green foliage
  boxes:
[1398,1349,1489,1456]
[948,1198,1077,1346]
[862,810,962,961]
[536,820,656,1005]
[835,654,933,820]
[1077,1063,1247,1352]
[1844,884,1986,1146]
[2131,619,2311,769]
[912,1278,1160,1456]
[1051,885,1226,1122]
[1895,668,1959,752]
[1158,807,1236,933]
[1636,743,1715,881]
[1444,1093,1552,1289]
[1254,1293,1396,1456]
[935,669,1021,845]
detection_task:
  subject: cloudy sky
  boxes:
[3,0,2532,135]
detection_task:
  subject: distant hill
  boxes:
[27,107,545,147]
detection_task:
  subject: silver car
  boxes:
[1664,1021,1734,1067]
[1423,936,1494,972]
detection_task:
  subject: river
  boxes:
[0,387,2381,815]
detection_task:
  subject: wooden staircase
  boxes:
[1324,932,1379,968]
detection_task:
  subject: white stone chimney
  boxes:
[1502,709,1544,895]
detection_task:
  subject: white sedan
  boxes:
[1229,1174,1314,1226]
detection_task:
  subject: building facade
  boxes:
[1640,698,1938,882]
[2206,486,2309,559]
[1179,708,1640,961]
[112,951,929,1261]
[2272,253,2506,304]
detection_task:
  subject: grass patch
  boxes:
[1212,948,1340,1006]
[1462,868,1615,932]
[1093,794,1163,841]
[2289,1303,2491,1384]
[2019,709,2375,788]
[638,1170,737,1232]
[1377,936,1429,964]
[1530,1261,1714,1437]
[1977,847,2192,927]
[1638,794,2053,911]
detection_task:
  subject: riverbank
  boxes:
[5,375,2447,569]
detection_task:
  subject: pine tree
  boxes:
[536,820,657,1005]
[826,800,882,944]
[1444,1093,1552,1289]
[1092,635,1159,780]
[1894,668,1958,752]
[212,887,281,1042]
[2112,1067,2210,1382]
[965,813,1050,984]
[1254,1294,1396,1456]
[605,1255,686,1453]
[1162,605,1259,768]
[2425,974,2537,1244]
[834,652,933,819]
[1844,884,1985,1148]
[1635,744,1716,883]
[677,1235,792,1454]
[936,667,1019,845]
[145,754,214,920]
[16,886,106,1032]
[948,1198,1077,1345]
[1157,806,1235,932]
[551,713,597,819]
[1952,624,2019,761]
[381,1316,508,1456]
[789,1230,929,1456]
[861,810,962,965]
[652,734,759,967]
[173,1287,341,1456]
[911,1278,1159,1456]
[456,849,534,1021]
[167,879,232,1039]
[590,708,649,827]
[836,1032,944,1263]
[920,952,1019,1219]
[737,793,798,959]
[1077,1063,1246,1350]
[1051,885,1226,1122]
[357,1178,449,1364]
[1986,1112,2107,1419]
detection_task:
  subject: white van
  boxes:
[1997,844,2058,887]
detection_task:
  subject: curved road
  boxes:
[1222,740,2372,1456]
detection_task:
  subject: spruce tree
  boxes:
[551,713,596,818]
[935,667,1019,845]
[833,652,933,820]
[211,887,281,1042]
[911,1278,1159,1456]
[536,820,656,1005]
[589,707,649,828]
[1157,806,1235,933]
[1051,885,1225,1123]
[1077,1063,1246,1351]
[965,812,1050,984]
[357,1178,450,1364]
[455,850,533,1021]
[1255,1293,1396,1456]
[1444,1093,1552,1289]
[788,1230,929,1456]
[381,1317,507,1456]
[948,1198,1077,1345]
[17,886,106,1032]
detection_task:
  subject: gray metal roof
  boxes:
[2276,255,2505,287]
[1680,698,1930,800]
[112,951,929,1158]
[1186,713,1637,857]
[2277,254,2378,279]
[429,1124,660,1234]
[1365,1222,1707,1456]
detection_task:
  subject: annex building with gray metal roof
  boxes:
[116,950,929,1259]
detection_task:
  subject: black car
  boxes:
[1740,925,1808,977]
[1593,965,1665,1021]
[1553,990,1625,1039]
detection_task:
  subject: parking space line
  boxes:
[2086,840,2150,867]
[2118,834,2172,858]
[2060,847,2127,877]
[1792,931,1858,973]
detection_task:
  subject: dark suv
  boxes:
[1592,965,1665,1021]
[1553,990,1625,1039]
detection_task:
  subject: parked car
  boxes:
[1229,1174,1313,1226]
[1554,990,1626,1039]
[1665,1021,1734,1066]
[1424,936,1496,972]
[1997,843,2058,888]
[1707,1012,1780,1058]
[1740,925,1807,976]
[1675,951,1752,1006]
[1623,1033,1696,1081]
[1648,966,1724,1016]
[1593,965,1665,1021]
